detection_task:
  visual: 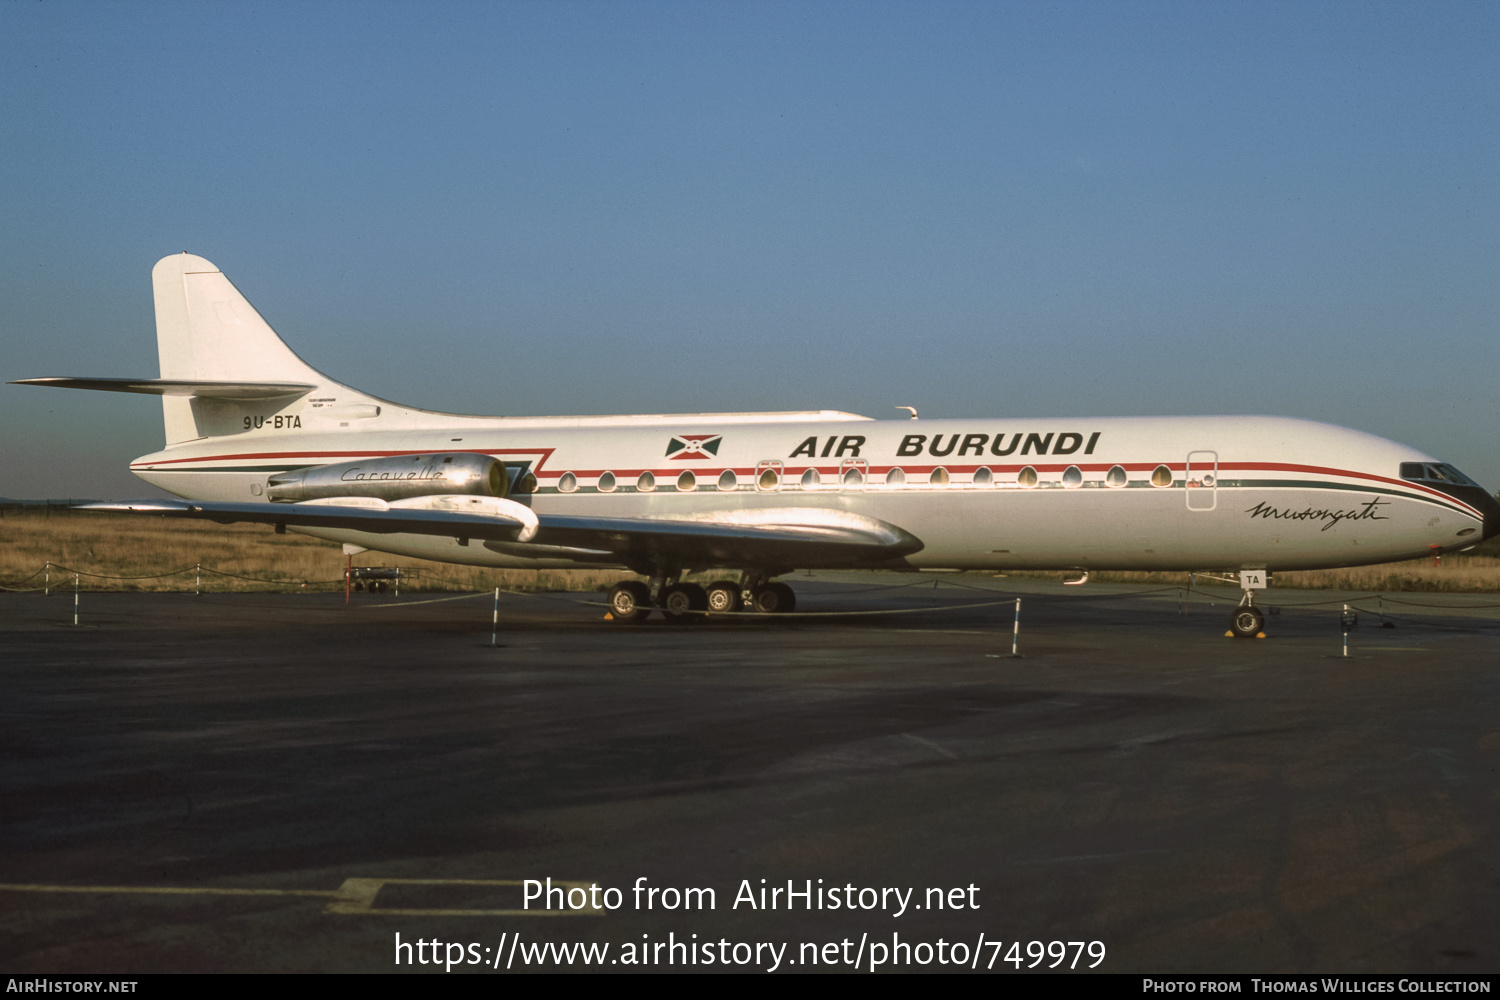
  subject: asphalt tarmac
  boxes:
[2,575,1498,974]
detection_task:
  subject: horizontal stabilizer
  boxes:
[11,377,315,400]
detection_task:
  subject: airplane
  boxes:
[13,252,1500,636]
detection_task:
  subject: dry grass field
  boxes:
[2,508,1498,594]
[0,510,633,594]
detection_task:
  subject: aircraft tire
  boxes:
[752,582,797,614]
[705,581,743,614]
[661,583,708,624]
[1229,606,1264,638]
[609,581,654,623]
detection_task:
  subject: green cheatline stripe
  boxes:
[132,472,1474,515]
[1227,480,1468,512]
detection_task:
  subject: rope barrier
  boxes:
[195,566,342,585]
[1348,594,1500,609]
[5,556,1497,605]
[939,576,1187,601]
[1342,610,1500,632]
[4,557,1499,636]
[10,562,197,582]
[0,560,497,592]
[577,596,1022,618]
[343,591,492,609]
[0,566,48,588]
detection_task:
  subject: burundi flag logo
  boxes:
[666,434,723,460]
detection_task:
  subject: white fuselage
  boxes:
[131,412,1486,573]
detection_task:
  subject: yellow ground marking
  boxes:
[0,877,603,917]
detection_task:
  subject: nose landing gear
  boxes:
[1228,604,1265,638]
[1227,588,1266,639]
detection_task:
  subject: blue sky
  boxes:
[2,0,1496,498]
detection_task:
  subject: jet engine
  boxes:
[266,453,509,503]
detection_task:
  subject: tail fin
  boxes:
[152,254,379,444]
[153,253,327,384]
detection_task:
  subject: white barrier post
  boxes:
[1343,604,1350,658]
[1012,598,1021,657]
[196,562,201,596]
[491,587,500,647]
[73,573,79,626]
[45,561,50,596]
[395,568,401,598]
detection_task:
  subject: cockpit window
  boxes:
[1400,462,1474,486]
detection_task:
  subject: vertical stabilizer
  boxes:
[153,254,329,383]
[151,253,371,444]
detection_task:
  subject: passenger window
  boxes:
[1062,466,1082,488]
[676,470,695,492]
[1106,465,1127,488]
[801,468,821,489]
[930,467,949,486]
[973,467,993,486]
[717,470,737,492]
[597,471,616,493]
[558,472,578,493]
[1150,465,1172,488]
[1017,466,1038,489]
[637,471,655,492]
[885,468,906,486]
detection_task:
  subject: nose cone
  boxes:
[1485,490,1500,542]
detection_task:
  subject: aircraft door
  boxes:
[1185,451,1218,511]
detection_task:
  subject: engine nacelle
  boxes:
[267,453,508,503]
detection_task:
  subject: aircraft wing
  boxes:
[78,500,924,570]
[527,509,923,569]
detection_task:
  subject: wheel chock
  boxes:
[1255,632,1266,639]
[1224,630,1234,638]
[603,612,614,620]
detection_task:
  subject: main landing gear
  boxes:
[607,581,654,623]
[607,574,796,624]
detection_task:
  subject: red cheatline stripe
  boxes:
[129,454,1482,518]
[133,447,555,469]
